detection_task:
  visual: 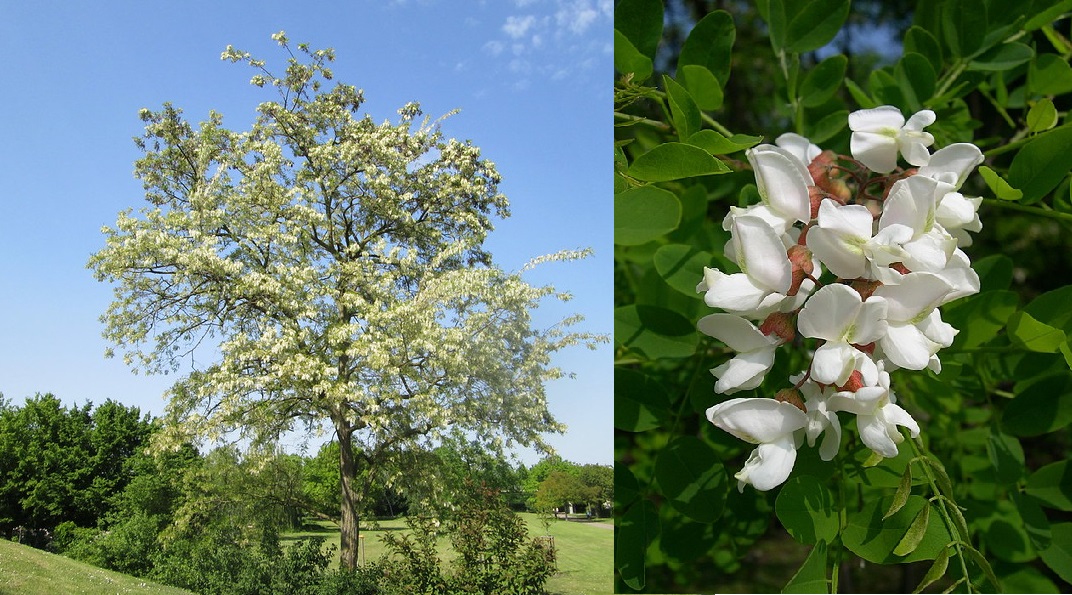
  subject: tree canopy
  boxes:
[89,32,600,569]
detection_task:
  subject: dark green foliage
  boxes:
[0,395,152,544]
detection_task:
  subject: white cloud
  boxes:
[555,0,599,35]
[503,14,537,39]
[483,40,506,56]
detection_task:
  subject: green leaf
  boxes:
[1029,53,1072,96]
[986,429,1025,485]
[963,545,1003,591]
[1028,98,1059,132]
[843,495,951,563]
[1004,373,1072,437]
[1027,460,1072,511]
[800,55,848,108]
[1025,0,1072,31]
[614,30,653,81]
[614,304,699,360]
[968,41,1035,71]
[614,186,681,245]
[973,254,1014,292]
[775,475,839,545]
[942,290,1018,349]
[686,130,763,154]
[1012,490,1053,550]
[942,0,988,58]
[782,540,829,594]
[844,78,877,109]
[664,76,700,141]
[905,26,943,74]
[615,498,659,590]
[628,143,731,182]
[654,244,713,297]
[885,466,913,520]
[613,367,671,432]
[654,436,729,523]
[1007,125,1072,204]
[1040,523,1072,584]
[1008,310,1067,352]
[615,463,640,510]
[1024,285,1072,332]
[913,546,950,593]
[678,10,735,86]
[614,0,662,60]
[892,502,930,556]
[978,165,1023,201]
[807,109,849,144]
[896,53,936,109]
[784,0,851,54]
[677,65,725,111]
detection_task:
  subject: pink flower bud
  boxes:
[759,312,796,343]
[775,388,807,412]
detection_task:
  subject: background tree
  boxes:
[534,470,591,519]
[0,394,152,544]
[89,33,599,569]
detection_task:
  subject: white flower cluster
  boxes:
[699,106,985,492]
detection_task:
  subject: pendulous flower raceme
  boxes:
[699,107,984,492]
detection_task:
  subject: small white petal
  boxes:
[698,313,777,353]
[880,323,938,370]
[849,106,905,131]
[904,109,937,131]
[918,143,984,188]
[736,436,799,491]
[851,131,899,173]
[701,270,770,313]
[712,349,776,394]
[810,342,858,386]
[873,272,952,322]
[747,144,813,224]
[775,132,822,167]
[706,397,808,444]
[798,284,861,341]
[735,216,792,293]
[857,413,901,458]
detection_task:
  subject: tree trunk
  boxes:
[337,419,361,570]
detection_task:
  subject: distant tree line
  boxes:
[0,394,605,593]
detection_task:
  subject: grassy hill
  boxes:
[0,539,192,595]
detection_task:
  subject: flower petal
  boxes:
[904,109,937,131]
[775,132,822,167]
[857,413,901,458]
[735,216,792,293]
[880,322,938,370]
[873,272,952,322]
[851,131,899,173]
[849,106,905,131]
[698,313,777,353]
[706,397,808,444]
[797,284,861,341]
[700,270,770,313]
[736,436,799,491]
[810,342,858,385]
[747,144,813,224]
[918,143,984,188]
[883,403,920,438]
[712,349,776,394]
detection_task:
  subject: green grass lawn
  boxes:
[0,539,193,595]
[282,512,612,595]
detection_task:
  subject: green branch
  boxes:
[983,198,1072,223]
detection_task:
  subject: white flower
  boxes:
[829,363,919,458]
[743,143,814,232]
[849,106,936,173]
[805,199,911,279]
[797,284,888,385]
[697,216,793,318]
[916,143,984,189]
[796,377,843,461]
[775,132,822,169]
[878,175,958,273]
[706,397,808,491]
[872,272,955,370]
[698,313,780,394]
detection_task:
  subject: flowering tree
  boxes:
[90,33,598,570]
[616,0,1072,592]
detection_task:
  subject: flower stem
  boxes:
[908,437,974,593]
[982,198,1072,223]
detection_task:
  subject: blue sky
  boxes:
[0,0,611,466]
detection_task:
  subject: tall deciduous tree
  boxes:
[88,33,598,569]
